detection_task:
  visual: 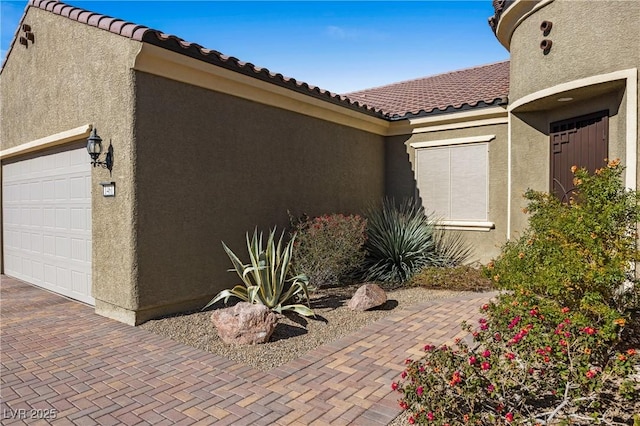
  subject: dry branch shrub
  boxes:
[291,213,367,289]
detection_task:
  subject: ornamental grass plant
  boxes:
[361,198,472,284]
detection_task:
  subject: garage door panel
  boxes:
[71,270,87,293]
[71,238,86,262]
[31,207,42,226]
[22,258,32,277]
[30,181,42,201]
[3,146,93,305]
[21,207,31,225]
[56,267,70,288]
[55,179,69,200]
[32,262,43,281]
[5,253,18,271]
[43,180,55,199]
[53,151,70,169]
[43,235,55,255]
[7,229,19,247]
[21,182,30,201]
[43,208,55,227]
[21,231,31,251]
[56,207,69,229]
[70,208,85,231]
[4,184,15,202]
[55,236,70,258]
[5,206,17,225]
[44,263,56,285]
[70,177,86,200]
[70,149,86,166]
[31,233,42,253]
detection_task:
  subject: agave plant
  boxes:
[203,228,314,317]
[362,198,471,283]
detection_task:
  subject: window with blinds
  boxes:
[415,143,488,221]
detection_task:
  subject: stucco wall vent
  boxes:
[18,23,35,48]
[540,20,553,36]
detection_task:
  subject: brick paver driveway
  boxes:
[1,276,495,425]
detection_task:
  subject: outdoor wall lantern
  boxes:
[86,128,113,172]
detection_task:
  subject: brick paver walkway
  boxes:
[1,276,495,425]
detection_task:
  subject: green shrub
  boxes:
[362,198,472,284]
[394,292,638,424]
[409,265,494,292]
[290,213,367,289]
[203,228,314,317]
[487,160,640,327]
[393,162,640,424]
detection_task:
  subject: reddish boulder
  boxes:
[348,283,387,311]
[211,302,278,345]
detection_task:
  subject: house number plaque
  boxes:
[100,182,116,197]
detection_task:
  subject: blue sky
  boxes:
[0,1,508,93]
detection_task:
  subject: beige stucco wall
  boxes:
[0,8,140,320]
[385,122,509,263]
[132,71,385,320]
[508,0,640,103]
[505,0,638,238]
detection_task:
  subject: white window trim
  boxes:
[436,220,495,232]
[413,134,496,231]
[410,134,496,149]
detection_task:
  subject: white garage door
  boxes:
[2,145,94,305]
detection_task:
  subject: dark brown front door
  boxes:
[550,111,609,202]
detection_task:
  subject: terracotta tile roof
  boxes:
[4,0,509,122]
[346,61,510,119]
[3,0,387,119]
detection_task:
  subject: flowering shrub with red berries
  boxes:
[394,292,638,424]
[394,164,640,424]
[290,213,367,288]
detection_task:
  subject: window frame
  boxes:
[410,134,496,231]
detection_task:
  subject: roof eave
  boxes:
[386,97,509,121]
[141,32,389,121]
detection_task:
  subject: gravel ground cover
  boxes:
[139,284,473,372]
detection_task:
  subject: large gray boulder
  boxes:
[211,302,278,345]
[348,283,387,311]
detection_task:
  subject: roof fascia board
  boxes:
[387,107,508,136]
[134,43,391,136]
